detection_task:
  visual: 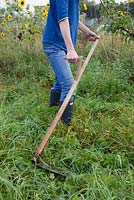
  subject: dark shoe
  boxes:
[50,89,61,107]
[60,102,74,126]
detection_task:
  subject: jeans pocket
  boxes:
[43,43,59,56]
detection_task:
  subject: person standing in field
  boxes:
[42,0,100,125]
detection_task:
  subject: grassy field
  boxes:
[0,34,134,200]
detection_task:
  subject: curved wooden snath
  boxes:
[32,39,100,164]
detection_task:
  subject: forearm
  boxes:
[59,19,74,51]
[79,21,95,35]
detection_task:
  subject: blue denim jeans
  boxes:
[43,43,75,102]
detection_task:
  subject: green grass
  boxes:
[0,34,134,200]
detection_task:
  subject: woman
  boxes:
[42,0,100,125]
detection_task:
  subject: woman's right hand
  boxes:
[66,48,79,64]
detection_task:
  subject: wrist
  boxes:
[67,47,75,52]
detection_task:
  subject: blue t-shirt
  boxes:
[42,0,80,51]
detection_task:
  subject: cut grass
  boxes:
[0,34,134,199]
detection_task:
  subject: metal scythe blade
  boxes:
[32,153,71,177]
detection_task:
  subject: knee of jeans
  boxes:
[62,77,74,89]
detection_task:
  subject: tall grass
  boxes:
[0,34,134,199]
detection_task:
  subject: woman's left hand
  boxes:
[85,30,100,41]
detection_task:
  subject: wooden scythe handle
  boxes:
[34,39,100,157]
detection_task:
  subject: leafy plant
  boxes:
[0,0,49,43]
[100,0,134,42]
